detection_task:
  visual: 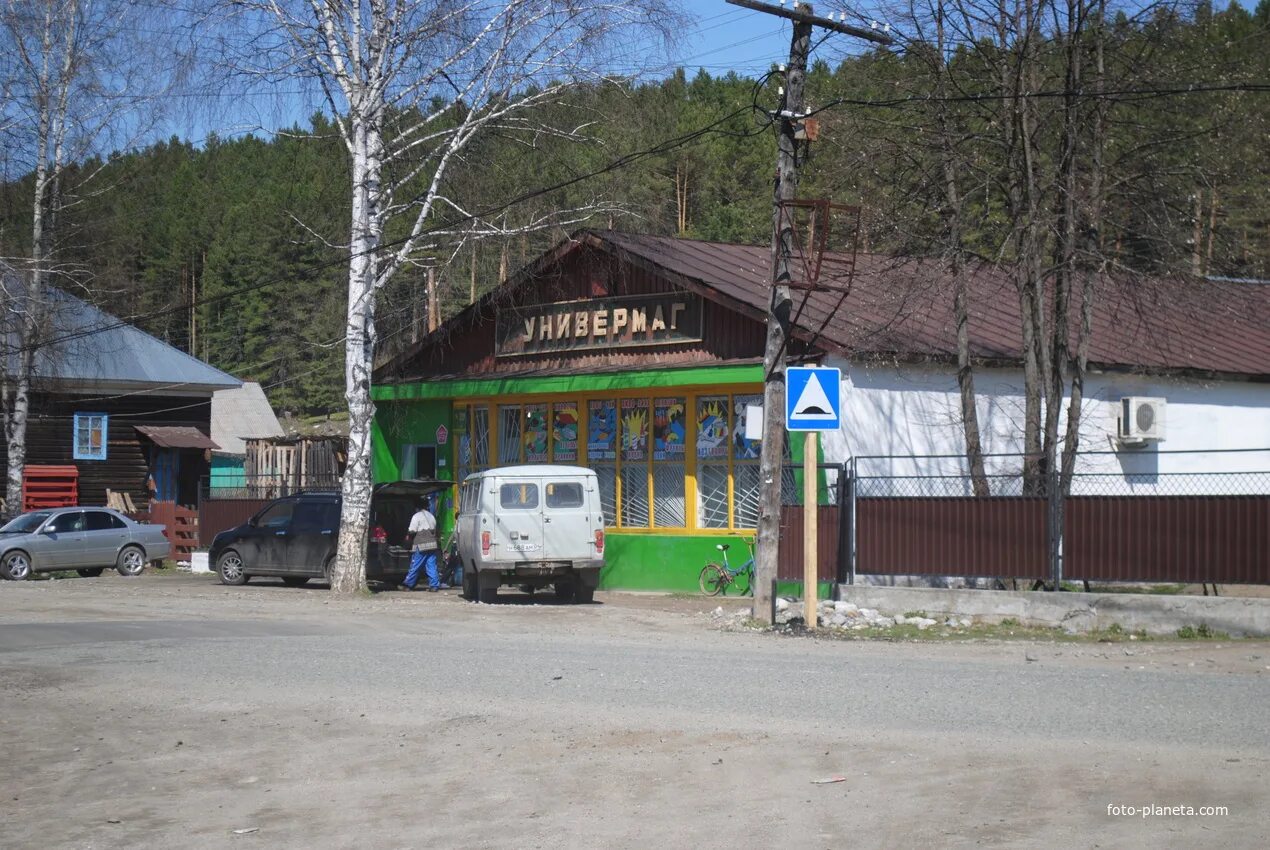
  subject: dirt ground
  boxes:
[1,572,1267,849]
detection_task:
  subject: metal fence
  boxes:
[852,448,1270,498]
[844,448,1270,587]
[197,475,341,547]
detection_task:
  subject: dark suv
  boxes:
[209,480,450,587]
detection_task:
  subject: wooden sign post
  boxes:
[804,431,818,628]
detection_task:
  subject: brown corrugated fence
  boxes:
[1064,495,1270,583]
[198,498,272,547]
[856,497,1048,579]
[852,494,1270,584]
[777,505,839,582]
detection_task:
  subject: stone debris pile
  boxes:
[703,599,978,634]
[774,598,973,631]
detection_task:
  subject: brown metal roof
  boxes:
[134,425,219,450]
[592,230,1270,379]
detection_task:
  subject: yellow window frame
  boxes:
[448,384,763,536]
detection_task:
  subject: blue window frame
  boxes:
[73,413,108,460]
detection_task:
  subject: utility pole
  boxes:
[727,0,891,623]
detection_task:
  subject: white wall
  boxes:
[822,357,1270,495]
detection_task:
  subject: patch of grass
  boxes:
[903,610,929,619]
[769,620,1163,644]
[1092,583,1188,596]
[1177,623,1228,640]
[1000,617,1019,626]
[816,620,1068,642]
[1092,624,1153,643]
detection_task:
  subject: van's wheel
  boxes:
[462,569,478,601]
[574,584,595,605]
[77,568,104,578]
[115,546,146,577]
[217,550,249,586]
[477,572,499,604]
[553,581,574,601]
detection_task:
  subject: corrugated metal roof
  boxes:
[210,382,285,456]
[1,268,240,392]
[592,230,1270,379]
[135,425,219,449]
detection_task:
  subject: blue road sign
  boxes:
[785,366,841,431]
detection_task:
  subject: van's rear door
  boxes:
[493,476,545,561]
[542,477,593,560]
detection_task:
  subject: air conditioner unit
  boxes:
[1117,397,1166,446]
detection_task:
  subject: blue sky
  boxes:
[171,1,1258,143]
[180,1,809,143]
[674,0,798,76]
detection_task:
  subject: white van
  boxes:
[455,465,605,604]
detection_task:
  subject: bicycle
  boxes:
[698,538,755,596]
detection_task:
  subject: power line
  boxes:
[807,81,1270,117]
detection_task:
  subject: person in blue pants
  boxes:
[400,497,445,591]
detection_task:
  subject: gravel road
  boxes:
[2,573,1267,849]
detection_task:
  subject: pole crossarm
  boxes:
[724,0,895,46]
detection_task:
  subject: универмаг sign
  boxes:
[495,293,703,357]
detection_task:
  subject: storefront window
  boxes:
[732,394,763,528]
[552,403,579,463]
[523,403,549,463]
[587,399,617,524]
[696,395,729,529]
[446,388,785,533]
[471,405,490,468]
[455,406,470,482]
[652,397,686,527]
[619,397,650,527]
[498,405,521,464]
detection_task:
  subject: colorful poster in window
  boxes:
[733,394,763,460]
[552,403,579,463]
[696,396,729,460]
[620,398,649,462]
[523,403,549,463]
[587,399,617,461]
[653,397,686,461]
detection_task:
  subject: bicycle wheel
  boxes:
[699,563,728,596]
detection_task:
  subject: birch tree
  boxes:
[228,0,675,592]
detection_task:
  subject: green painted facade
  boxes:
[600,533,753,592]
[371,363,765,402]
[372,363,832,592]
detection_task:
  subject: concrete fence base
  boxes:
[835,584,1270,637]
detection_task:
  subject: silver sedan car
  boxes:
[0,507,171,580]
